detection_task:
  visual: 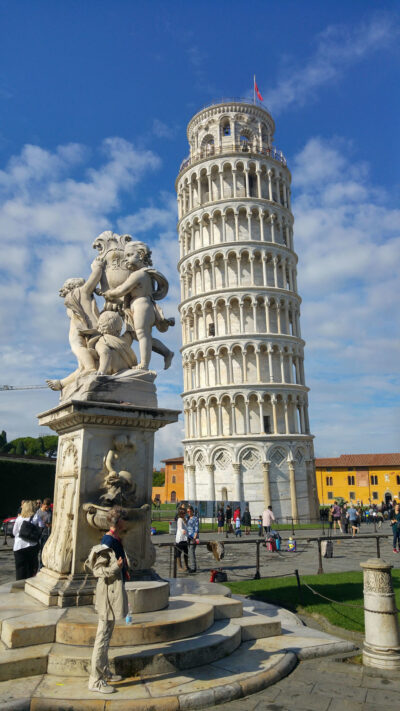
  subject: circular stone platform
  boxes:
[56,598,214,646]
[125,580,170,613]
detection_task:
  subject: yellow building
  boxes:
[152,457,185,504]
[316,454,400,506]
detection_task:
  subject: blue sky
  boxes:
[0,0,399,463]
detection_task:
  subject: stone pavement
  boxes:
[210,655,400,711]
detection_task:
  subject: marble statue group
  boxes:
[46,231,175,401]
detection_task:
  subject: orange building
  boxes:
[315,453,400,506]
[152,456,184,504]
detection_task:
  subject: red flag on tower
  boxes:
[254,76,263,102]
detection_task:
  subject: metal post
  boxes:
[321,516,325,535]
[169,544,172,577]
[376,536,381,559]
[254,540,261,579]
[317,538,324,575]
[291,517,295,536]
[294,568,301,602]
[173,545,178,578]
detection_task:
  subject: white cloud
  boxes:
[292,137,400,454]
[262,15,398,114]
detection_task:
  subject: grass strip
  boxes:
[225,570,400,633]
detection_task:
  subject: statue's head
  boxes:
[97,311,123,336]
[124,241,153,270]
[59,277,85,297]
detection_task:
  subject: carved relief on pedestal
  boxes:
[42,437,79,574]
[364,569,393,594]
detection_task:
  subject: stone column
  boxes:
[271,395,278,433]
[288,460,299,523]
[262,461,271,508]
[188,465,196,501]
[205,464,216,502]
[232,463,241,502]
[361,559,400,670]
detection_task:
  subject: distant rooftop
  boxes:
[162,456,184,464]
[316,453,400,467]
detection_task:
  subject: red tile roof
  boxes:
[316,453,400,467]
[161,457,184,464]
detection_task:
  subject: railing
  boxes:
[192,97,272,115]
[178,144,287,174]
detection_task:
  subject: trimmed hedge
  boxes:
[0,458,56,519]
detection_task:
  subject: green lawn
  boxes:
[225,570,400,633]
[151,520,324,533]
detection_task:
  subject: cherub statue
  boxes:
[46,258,104,391]
[87,311,137,375]
[102,241,174,371]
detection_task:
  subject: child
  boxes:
[235,515,242,538]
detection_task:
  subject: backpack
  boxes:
[321,540,333,558]
[19,517,41,544]
[266,538,276,552]
[214,570,228,583]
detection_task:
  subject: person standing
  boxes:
[340,504,349,535]
[262,505,275,537]
[225,505,232,533]
[186,505,199,573]
[12,500,40,580]
[217,507,225,534]
[390,503,400,553]
[331,501,342,532]
[35,498,52,565]
[348,504,359,537]
[235,514,242,537]
[233,506,241,524]
[87,506,129,694]
[242,506,251,535]
[175,509,189,571]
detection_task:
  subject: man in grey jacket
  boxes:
[86,508,129,694]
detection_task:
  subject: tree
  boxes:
[14,440,26,456]
[5,435,58,458]
[0,430,7,451]
[153,470,165,487]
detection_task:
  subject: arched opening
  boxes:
[170,490,176,503]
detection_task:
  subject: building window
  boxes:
[397,475,400,485]
[370,475,378,485]
[326,476,333,486]
[208,323,215,337]
[172,464,176,470]
[372,492,379,500]
[170,490,176,503]
[349,491,355,500]
[327,492,333,500]
[263,416,271,433]
[222,122,231,136]
[348,475,355,485]
[172,475,176,483]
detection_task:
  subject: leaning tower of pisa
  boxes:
[176,99,319,520]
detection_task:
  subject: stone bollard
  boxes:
[360,558,400,669]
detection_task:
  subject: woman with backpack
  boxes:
[12,500,40,580]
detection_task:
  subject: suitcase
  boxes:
[275,536,281,551]
[321,540,333,558]
[266,538,276,552]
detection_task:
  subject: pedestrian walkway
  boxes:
[211,655,400,711]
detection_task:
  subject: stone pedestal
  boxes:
[361,558,400,670]
[25,399,179,607]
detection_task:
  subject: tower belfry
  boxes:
[176,99,319,519]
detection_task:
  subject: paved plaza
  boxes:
[0,524,397,586]
[1,525,399,710]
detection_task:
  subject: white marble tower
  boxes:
[176,99,319,520]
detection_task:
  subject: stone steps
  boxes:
[56,598,215,647]
[47,619,243,677]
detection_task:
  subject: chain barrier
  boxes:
[300,580,400,615]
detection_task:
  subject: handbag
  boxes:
[19,516,41,544]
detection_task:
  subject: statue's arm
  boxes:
[83,257,105,294]
[104,272,139,299]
